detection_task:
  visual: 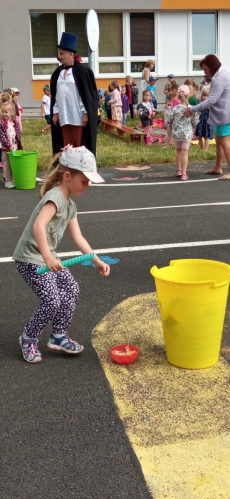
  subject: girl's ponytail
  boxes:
[40,153,65,198]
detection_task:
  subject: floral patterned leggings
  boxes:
[16,262,79,339]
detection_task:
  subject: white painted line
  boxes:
[1,239,230,263]
[77,201,230,215]
[36,177,43,182]
[0,217,18,220]
[92,178,217,186]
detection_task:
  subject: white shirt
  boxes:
[42,94,51,115]
[53,68,86,126]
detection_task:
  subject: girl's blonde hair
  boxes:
[178,90,189,104]
[168,81,179,92]
[188,85,194,96]
[40,153,79,199]
[184,78,196,87]
[0,92,12,106]
[201,86,209,98]
[145,59,155,68]
[3,88,15,98]
[0,101,16,119]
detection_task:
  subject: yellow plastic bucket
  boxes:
[150,259,230,369]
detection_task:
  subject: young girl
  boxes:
[0,101,22,188]
[104,86,112,120]
[12,145,110,364]
[165,85,199,180]
[195,87,214,151]
[108,81,122,122]
[137,90,155,145]
[132,80,139,118]
[40,84,51,135]
[164,82,180,148]
[121,86,129,125]
[125,75,134,119]
[11,88,23,131]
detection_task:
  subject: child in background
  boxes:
[137,89,155,145]
[104,86,112,120]
[0,101,22,188]
[163,74,174,102]
[168,81,180,107]
[164,94,173,148]
[12,145,110,363]
[163,83,179,148]
[188,85,198,106]
[11,88,23,130]
[184,79,198,105]
[0,93,2,169]
[195,87,214,150]
[40,84,51,135]
[108,81,122,123]
[147,76,158,109]
[121,86,129,125]
[165,85,199,180]
[0,94,12,178]
[199,75,212,94]
[125,75,134,119]
[132,80,139,117]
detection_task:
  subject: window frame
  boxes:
[30,10,157,79]
[189,11,218,75]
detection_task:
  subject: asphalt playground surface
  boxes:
[1,159,230,498]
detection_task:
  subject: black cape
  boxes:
[50,62,98,156]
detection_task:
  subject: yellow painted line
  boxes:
[92,293,230,498]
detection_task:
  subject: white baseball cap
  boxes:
[59,145,104,184]
[11,87,20,93]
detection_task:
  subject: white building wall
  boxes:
[218,12,230,70]
[157,12,189,76]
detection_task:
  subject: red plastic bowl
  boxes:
[110,344,139,365]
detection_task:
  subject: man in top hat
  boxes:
[50,32,98,156]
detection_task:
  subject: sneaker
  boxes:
[47,333,84,354]
[176,169,182,176]
[19,335,42,363]
[5,180,15,189]
[181,173,189,181]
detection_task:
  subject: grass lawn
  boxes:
[22,117,216,171]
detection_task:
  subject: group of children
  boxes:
[102,76,139,125]
[163,76,214,180]
[0,87,23,188]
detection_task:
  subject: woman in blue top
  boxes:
[184,54,230,179]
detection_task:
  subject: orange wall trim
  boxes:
[33,78,126,101]
[162,0,230,8]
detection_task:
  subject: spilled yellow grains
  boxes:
[92,293,230,498]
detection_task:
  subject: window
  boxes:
[31,13,57,58]
[99,62,124,73]
[192,12,216,70]
[131,62,146,73]
[130,13,155,56]
[64,13,88,57]
[98,14,123,57]
[33,63,59,75]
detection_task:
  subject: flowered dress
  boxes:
[195,109,214,139]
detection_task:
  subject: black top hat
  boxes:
[57,32,78,53]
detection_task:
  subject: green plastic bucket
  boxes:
[8,150,38,189]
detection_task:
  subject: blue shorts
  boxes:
[215,123,230,137]
[45,114,51,125]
